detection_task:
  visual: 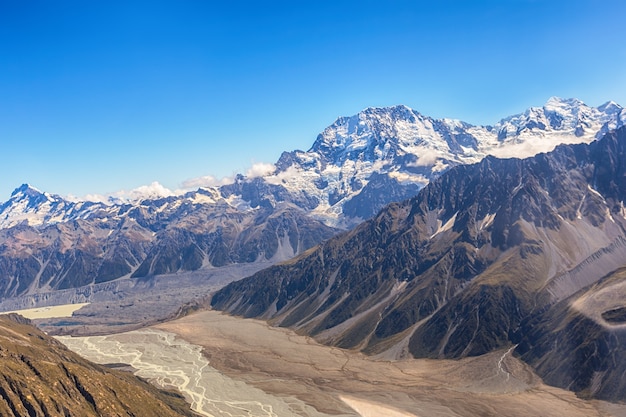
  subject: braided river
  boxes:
[57,329,333,417]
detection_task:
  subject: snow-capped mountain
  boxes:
[0,185,338,298]
[0,184,249,230]
[0,97,624,298]
[0,184,106,229]
[258,97,624,226]
[2,97,622,231]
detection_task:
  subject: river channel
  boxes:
[56,329,333,417]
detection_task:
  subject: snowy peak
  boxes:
[494,96,622,141]
[308,97,622,170]
[597,100,622,115]
[3,98,625,231]
[267,97,626,226]
[307,103,477,176]
[0,184,117,229]
[11,183,40,195]
[9,184,48,204]
[311,104,429,158]
[0,184,71,228]
[544,96,585,111]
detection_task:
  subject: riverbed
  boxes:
[56,329,344,417]
[57,310,626,417]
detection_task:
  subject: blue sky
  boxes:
[2,0,626,200]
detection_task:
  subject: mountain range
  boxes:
[212,123,626,402]
[2,97,626,405]
[0,186,337,298]
[0,97,624,301]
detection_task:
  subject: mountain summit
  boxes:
[255,97,625,226]
[0,184,101,229]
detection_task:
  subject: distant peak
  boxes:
[598,100,623,114]
[326,105,417,130]
[10,184,43,198]
[364,103,412,111]
[359,104,416,116]
[544,96,585,109]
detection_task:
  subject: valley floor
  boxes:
[155,310,626,417]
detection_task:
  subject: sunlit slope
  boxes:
[0,314,196,417]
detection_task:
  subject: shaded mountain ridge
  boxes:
[212,126,626,401]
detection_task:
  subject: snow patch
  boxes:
[587,184,605,200]
[479,213,496,230]
[431,212,458,238]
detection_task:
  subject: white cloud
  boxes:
[127,181,175,200]
[388,171,429,184]
[81,181,176,203]
[486,140,557,160]
[178,162,275,190]
[77,161,278,204]
[80,193,110,203]
[264,165,300,185]
[371,160,387,172]
[431,159,449,173]
[246,162,275,178]
[410,148,441,167]
[180,175,234,189]
[487,132,596,161]
[64,194,83,203]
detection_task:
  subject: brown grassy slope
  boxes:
[0,313,197,417]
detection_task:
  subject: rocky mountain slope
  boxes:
[516,267,626,401]
[0,186,337,299]
[211,126,626,401]
[0,313,196,417]
[0,97,623,300]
